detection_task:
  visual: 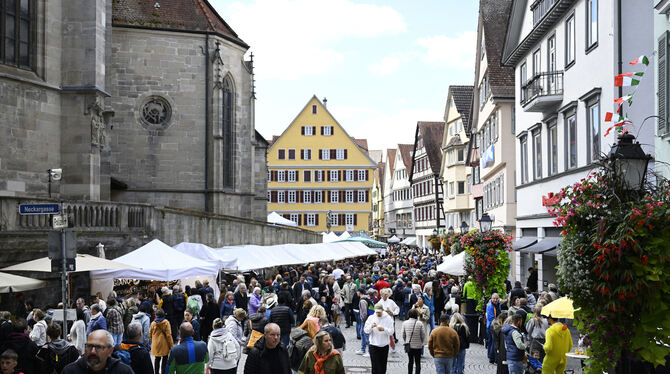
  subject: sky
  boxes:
[210,0,479,154]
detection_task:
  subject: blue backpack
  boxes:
[366,299,375,316]
[112,348,131,365]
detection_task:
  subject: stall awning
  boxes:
[543,249,558,257]
[512,237,538,250]
[520,237,563,254]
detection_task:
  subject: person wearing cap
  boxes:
[363,302,395,374]
[542,314,572,374]
[225,308,246,347]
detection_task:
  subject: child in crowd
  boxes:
[0,349,21,374]
[331,296,342,328]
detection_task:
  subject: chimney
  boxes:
[323,97,327,107]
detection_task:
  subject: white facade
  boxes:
[504,0,655,288]
[386,149,415,239]
[655,0,670,180]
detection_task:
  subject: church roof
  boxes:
[112,0,248,48]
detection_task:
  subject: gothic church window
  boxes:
[222,77,234,188]
[1,0,33,69]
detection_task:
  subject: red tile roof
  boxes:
[397,144,414,171]
[386,149,397,175]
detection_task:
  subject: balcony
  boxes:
[520,71,563,112]
[532,0,558,26]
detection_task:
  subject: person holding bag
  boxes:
[402,308,425,374]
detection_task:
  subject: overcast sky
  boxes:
[210,0,479,155]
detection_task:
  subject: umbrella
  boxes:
[541,296,578,319]
[1,254,139,273]
[0,272,46,293]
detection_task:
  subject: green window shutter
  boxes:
[659,31,669,135]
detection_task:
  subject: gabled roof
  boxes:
[112,0,248,48]
[254,130,269,147]
[479,0,515,98]
[386,149,397,175]
[375,162,386,191]
[410,122,445,181]
[368,150,383,163]
[397,144,414,171]
[449,86,474,128]
[353,139,369,153]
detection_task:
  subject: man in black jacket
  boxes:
[244,323,290,374]
[526,267,538,293]
[114,323,153,374]
[0,318,37,374]
[268,294,295,347]
[62,330,133,374]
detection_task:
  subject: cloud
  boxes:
[369,56,407,76]
[213,0,407,80]
[416,31,477,68]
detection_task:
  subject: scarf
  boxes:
[313,349,339,374]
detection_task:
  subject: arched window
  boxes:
[222,76,234,188]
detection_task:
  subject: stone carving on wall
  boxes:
[139,95,172,131]
[89,98,106,148]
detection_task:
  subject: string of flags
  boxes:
[603,54,651,137]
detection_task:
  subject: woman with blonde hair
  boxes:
[29,309,47,346]
[305,305,326,332]
[526,304,549,360]
[298,330,345,374]
[449,312,470,374]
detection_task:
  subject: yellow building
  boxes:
[267,96,377,232]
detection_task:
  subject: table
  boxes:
[566,352,589,369]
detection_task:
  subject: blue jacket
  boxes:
[87,314,107,335]
[486,301,500,329]
[501,324,525,361]
[423,293,434,314]
[166,337,208,374]
[182,318,200,341]
[220,301,236,319]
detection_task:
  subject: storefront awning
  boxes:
[520,237,562,254]
[543,249,558,257]
[512,237,538,250]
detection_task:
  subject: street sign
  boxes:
[48,232,77,260]
[52,214,68,229]
[51,258,75,272]
[19,204,59,215]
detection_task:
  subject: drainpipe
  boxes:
[204,33,210,212]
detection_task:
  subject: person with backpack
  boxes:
[288,319,317,372]
[105,298,125,347]
[268,293,295,347]
[113,322,152,374]
[207,318,240,374]
[130,304,151,347]
[149,308,173,374]
[171,286,187,340]
[354,288,374,357]
[36,324,80,374]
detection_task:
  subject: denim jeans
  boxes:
[508,360,524,374]
[486,326,496,362]
[451,349,466,374]
[429,313,435,333]
[280,332,290,347]
[355,313,362,339]
[360,331,369,352]
[434,357,454,374]
[112,333,123,347]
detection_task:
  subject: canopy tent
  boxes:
[322,232,339,243]
[338,231,351,240]
[400,237,417,246]
[267,212,298,227]
[335,236,387,249]
[215,242,376,271]
[90,239,219,281]
[436,252,466,276]
[387,235,400,243]
[0,272,46,293]
[1,254,139,273]
[172,242,237,270]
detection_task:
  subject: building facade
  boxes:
[266,96,377,233]
[371,160,385,240]
[410,122,445,249]
[385,145,415,240]
[655,0,670,180]
[502,0,655,288]
[440,86,476,232]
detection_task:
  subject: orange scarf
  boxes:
[313,349,340,374]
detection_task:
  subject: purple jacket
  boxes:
[249,294,262,315]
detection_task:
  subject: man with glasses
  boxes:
[62,330,133,373]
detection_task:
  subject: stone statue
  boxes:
[90,98,106,148]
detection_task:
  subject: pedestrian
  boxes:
[149,308,173,374]
[502,314,526,374]
[28,309,47,347]
[428,313,460,374]
[542,314,572,374]
[243,323,290,374]
[122,298,138,332]
[0,311,12,344]
[318,317,345,350]
[130,303,151,347]
[304,305,326,332]
[36,323,80,374]
[423,285,435,332]
[376,288,400,353]
[526,305,549,360]
[364,303,394,374]
[245,305,268,351]
[87,304,107,335]
[200,293,220,342]
[297,329,346,374]
[68,308,87,355]
[492,311,509,374]
[182,308,200,341]
[402,308,425,374]
[0,349,20,374]
[449,312,470,374]
[526,267,538,293]
[234,284,249,313]
[105,298,125,346]
[289,319,317,372]
[331,296,342,328]
[61,330,134,374]
[2,318,38,374]
[220,291,236,319]
[412,295,430,347]
[225,308,246,347]
[268,293,295,347]
[171,286,187,338]
[207,318,241,374]
[485,293,501,364]
[249,287,262,315]
[354,288,373,356]
[341,276,357,328]
[114,322,153,374]
[165,322,208,373]
[462,277,477,314]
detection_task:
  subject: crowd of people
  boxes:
[0,245,571,374]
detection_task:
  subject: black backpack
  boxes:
[173,293,186,312]
[37,345,80,374]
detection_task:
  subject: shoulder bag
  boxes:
[246,320,264,349]
[403,321,418,353]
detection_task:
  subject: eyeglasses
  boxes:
[85,344,111,351]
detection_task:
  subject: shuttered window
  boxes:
[659,31,669,135]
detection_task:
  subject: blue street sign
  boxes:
[19,204,60,215]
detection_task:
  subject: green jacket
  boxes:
[297,349,345,374]
[463,281,476,300]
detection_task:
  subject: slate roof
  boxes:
[397,144,414,171]
[416,122,445,175]
[386,149,397,175]
[481,0,515,98]
[112,0,248,48]
[449,85,474,128]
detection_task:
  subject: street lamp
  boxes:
[479,213,492,233]
[447,226,455,236]
[608,133,652,191]
[460,221,469,235]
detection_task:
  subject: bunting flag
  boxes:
[614,95,634,113]
[604,112,613,122]
[614,72,644,86]
[629,55,649,66]
[604,116,633,137]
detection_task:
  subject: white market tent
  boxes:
[1,254,139,273]
[436,251,466,276]
[90,239,219,281]
[388,235,400,243]
[172,242,237,270]
[0,272,46,293]
[338,231,351,240]
[401,237,417,246]
[267,212,298,227]
[322,232,339,243]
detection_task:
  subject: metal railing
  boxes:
[521,71,564,106]
[532,0,557,25]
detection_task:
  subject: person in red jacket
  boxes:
[374,276,390,292]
